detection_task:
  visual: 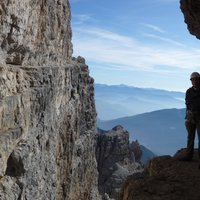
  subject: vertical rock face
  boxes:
[0,0,72,66]
[180,0,200,39]
[0,1,100,200]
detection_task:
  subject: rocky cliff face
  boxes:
[0,1,100,200]
[96,126,143,200]
[180,0,200,39]
[120,149,200,200]
[0,0,72,66]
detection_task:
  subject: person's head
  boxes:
[190,72,200,88]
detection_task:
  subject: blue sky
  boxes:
[70,0,200,92]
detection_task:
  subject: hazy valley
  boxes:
[95,84,185,120]
[95,84,188,155]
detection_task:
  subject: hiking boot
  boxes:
[199,161,200,169]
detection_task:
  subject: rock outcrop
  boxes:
[180,0,200,39]
[96,126,143,199]
[0,1,100,200]
[120,149,200,200]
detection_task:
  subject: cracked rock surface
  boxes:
[0,0,72,66]
[0,1,100,200]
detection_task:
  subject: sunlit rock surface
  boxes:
[0,0,100,199]
[0,0,72,66]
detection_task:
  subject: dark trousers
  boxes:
[185,115,200,158]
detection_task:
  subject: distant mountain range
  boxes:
[95,84,185,120]
[98,108,191,156]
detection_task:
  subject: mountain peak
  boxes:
[112,125,126,132]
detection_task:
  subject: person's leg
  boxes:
[185,120,196,159]
[196,119,200,159]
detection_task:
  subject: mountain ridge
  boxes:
[95,83,185,120]
[95,83,185,93]
[98,108,188,155]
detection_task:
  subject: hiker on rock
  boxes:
[180,72,200,161]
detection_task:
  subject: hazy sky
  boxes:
[70,0,200,92]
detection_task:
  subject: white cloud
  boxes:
[72,26,200,73]
[143,33,185,47]
[72,14,94,25]
[74,27,136,46]
[141,23,165,33]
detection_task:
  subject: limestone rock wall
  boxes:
[180,0,200,39]
[0,0,72,66]
[0,62,100,200]
[0,0,100,200]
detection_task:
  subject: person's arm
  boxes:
[185,89,190,110]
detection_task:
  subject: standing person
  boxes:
[180,72,200,161]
